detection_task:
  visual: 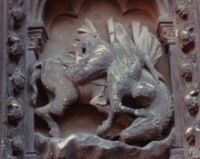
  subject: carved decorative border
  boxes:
[6,0,26,158]
[174,0,200,159]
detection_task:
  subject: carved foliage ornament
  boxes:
[31,18,174,158]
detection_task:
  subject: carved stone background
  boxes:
[0,0,200,159]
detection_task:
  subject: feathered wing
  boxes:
[114,22,139,63]
[108,21,141,83]
[107,19,164,83]
[132,22,163,66]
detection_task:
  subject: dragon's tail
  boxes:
[30,61,42,106]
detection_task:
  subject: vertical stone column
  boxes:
[24,26,48,159]
[157,17,185,159]
[0,0,8,158]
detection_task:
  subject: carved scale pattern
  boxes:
[175,0,200,158]
[7,0,26,158]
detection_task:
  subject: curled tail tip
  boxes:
[31,94,37,106]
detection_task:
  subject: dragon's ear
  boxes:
[107,17,115,43]
[78,19,97,33]
[132,22,162,66]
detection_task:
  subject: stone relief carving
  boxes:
[7,97,23,126]
[10,6,25,29]
[180,62,193,83]
[6,0,26,158]
[8,33,23,61]
[162,28,175,45]
[175,0,188,20]
[185,126,198,146]
[184,90,199,116]
[9,0,25,29]
[157,23,175,46]
[185,124,200,159]
[8,68,25,96]
[30,19,174,158]
[2,0,200,158]
[179,26,195,53]
[10,136,24,156]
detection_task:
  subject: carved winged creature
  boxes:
[100,19,173,143]
[31,19,173,144]
[31,20,143,137]
[94,19,166,137]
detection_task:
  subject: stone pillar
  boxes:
[24,26,48,159]
[0,0,8,158]
[157,17,185,159]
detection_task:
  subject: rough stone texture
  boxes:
[35,128,175,159]
[1,0,200,159]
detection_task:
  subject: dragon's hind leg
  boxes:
[35,79,78,137]
[96,77,148,137]
[119,81,161,144]
[35,102,61,137]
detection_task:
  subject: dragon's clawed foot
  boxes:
[49,127,61,137]
[90,96,107,107]
[134,108,150,118]
[96,113,114,137]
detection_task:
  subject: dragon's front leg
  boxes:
[94,72,150,138]
[94,92,149,138]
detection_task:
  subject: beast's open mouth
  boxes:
[67,50,76,56]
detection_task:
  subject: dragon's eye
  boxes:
[82,47,86,53]
[75,39,80,42]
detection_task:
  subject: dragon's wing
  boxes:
[78,19,98,35]
[114,22,139,62]
[132,22,162,66]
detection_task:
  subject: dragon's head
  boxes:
[73,19,101,54]
[68,19,102,65]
